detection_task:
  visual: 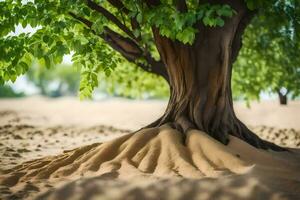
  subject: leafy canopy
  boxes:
[0,0,299,100]
[0,0,236,98]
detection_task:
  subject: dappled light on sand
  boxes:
[1,125,300,199]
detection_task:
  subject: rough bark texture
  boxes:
[71,0,284,151]
[148,0,284,151]
[68,12,169,82]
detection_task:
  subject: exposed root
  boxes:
[148,113,286,152]
[0,124,257,194]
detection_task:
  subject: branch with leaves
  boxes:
[0,0,299,100]
[68,11,168,82]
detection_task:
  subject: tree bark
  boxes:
[68,12,169,82]
[148,0,284,151]
[278,91,288,105]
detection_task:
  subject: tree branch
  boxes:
[231,10,256,63]
[176,0,187,12]
[68,12,169,81]
[69,12,93,28]
[102,28,169,81]
[107,0,130,14]
[102,27,142,60]
[107,0,141,34]
[86,0,136,40]
[145,0,161,6]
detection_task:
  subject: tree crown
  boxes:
[0,0,299,99]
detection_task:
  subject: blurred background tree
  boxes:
[96,62,169,99]
[232,2,300,105]
[26,62,80,97]
[0,85,24,98]
[0,61,169,99]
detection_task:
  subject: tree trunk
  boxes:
[149,0,284,151]
[278,91,288,105]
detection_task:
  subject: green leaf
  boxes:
[203,16,215,26]
[136,12,143,23]
[44,55,51,69]
[217,5,234,17]
[19,61,29,72]
[160,26,173,38]
[176,27,196,45]
[82,7,90,16]
[216,18,224,27]
[246,0,256,10]
[133,29,140,37]
[43,35,50,43]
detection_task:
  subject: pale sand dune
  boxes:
[0,97,299,200]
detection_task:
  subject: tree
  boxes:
[232,3,300,105]
[0,85,24,98]
[26,62,80,97]
[0,0,299,187]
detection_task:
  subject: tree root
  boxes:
[0,125,256,192]
[146,114,286,152]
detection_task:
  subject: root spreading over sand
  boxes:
[1,125,300,200]
[1,98,300,200]
[0,126,250,183]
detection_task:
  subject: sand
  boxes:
[0,97,300,200]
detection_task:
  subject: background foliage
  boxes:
[233,1,300,102]
[0,0,299,102]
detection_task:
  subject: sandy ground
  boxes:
[0,97,299,200]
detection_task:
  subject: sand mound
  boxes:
[1,98,300,200]
[1,125,300,199]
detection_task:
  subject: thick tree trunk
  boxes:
[278,91,288,105]
[149,0,284,151]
